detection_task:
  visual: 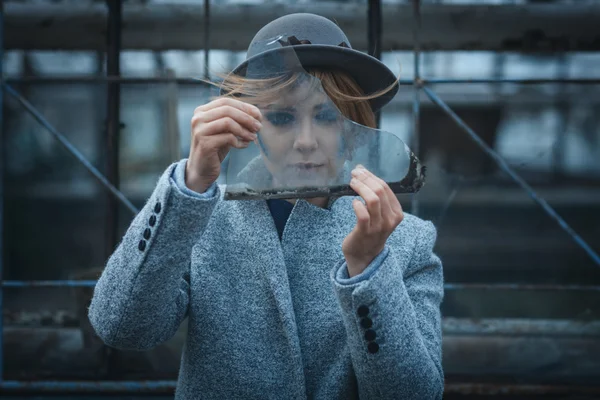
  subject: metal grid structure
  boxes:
[1,0,600,396]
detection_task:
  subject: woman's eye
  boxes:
[315,110,338,123]
[266,112,295,126]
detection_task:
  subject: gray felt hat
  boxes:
[228,13,399,112]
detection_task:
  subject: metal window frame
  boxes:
[0,0,599,396]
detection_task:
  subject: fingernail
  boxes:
[254,121,262,132]
[350,178,357,186]
[251,133,258,140]
[352,168,364,176]
[356,164,365,170]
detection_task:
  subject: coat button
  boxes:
[149,215,156,227]
[138,240,147,251]
[368,342,379,354]
[357,305,369,317]
[154,202,162,213]
[364,329,377,341]
[143,228,151,240]
[360,317,373,329]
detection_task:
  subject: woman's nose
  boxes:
[293,123,318,153]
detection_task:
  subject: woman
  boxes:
[89,13,444,400]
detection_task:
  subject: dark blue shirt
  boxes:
[267,199,294,240]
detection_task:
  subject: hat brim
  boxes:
[228,45,399,112]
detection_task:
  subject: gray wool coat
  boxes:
[88,159,444,400]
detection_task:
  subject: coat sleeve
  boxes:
[88,159,221,351]
[331,218,444,399]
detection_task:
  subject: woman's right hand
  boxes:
[185,98,262,193]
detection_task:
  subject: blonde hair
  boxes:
[216,69,398,129]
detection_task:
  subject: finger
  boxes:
[375,176,404,219]
[351,166,391,219]
[356,166,403,217]
[352,199,370,232]
[198,117,257,142]
[233,139,251,149]
[194,105,262,133]
[203,133,250,152]
[196,97,262,121]
[350,176,382,227]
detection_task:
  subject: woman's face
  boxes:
[256,84,344,188]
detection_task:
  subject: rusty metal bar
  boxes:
[0,380,598,396]
[442,317,600,337]
[444,283,600,291]
[105,0,123,260]
[423,85,600,267]
[6,76,600,86]
[4,280,599,291]
[0,0,5,382]
[368,0,382,129]
[552,56,569,179]
[411,0,421,217]
[5,76,217,85]
[444,383,600,396]
[2,84,138,215]
[367,0,383,168]
[0,380,177,393]
[204,0,210,80]
[6,3,600,52]
[2,280,97,288]
[367,0,382,71]
[426,78,600,85]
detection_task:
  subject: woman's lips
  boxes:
[291,162,325,170]
[281,163,329,185]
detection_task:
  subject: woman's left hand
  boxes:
[342,165,404,278]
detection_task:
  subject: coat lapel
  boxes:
[231,198,306,392]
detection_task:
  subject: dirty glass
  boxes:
[220,36,425,200]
